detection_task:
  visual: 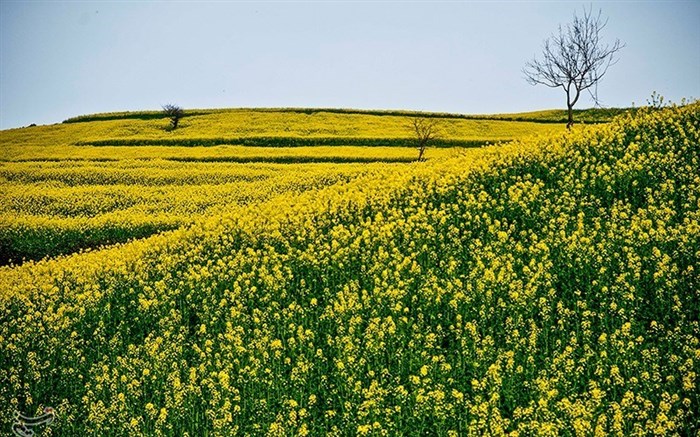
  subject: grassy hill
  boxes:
[1,103,697,435]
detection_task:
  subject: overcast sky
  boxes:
[1,1,698,129]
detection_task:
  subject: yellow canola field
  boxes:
[1,158,418,263]
[0,109,563,149]
[0,108,564,267]
[0,104,698,436]
[1,145,458,162]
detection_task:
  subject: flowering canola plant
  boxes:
[0,103,698,435]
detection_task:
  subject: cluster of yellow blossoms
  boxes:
[0,103,697,435]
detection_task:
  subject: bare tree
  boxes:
[523,7,624,129]
[162,104,184,130]
[410,118,440,161]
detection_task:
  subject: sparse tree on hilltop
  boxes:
[523,7,624,129]
[162,104,184,130]
[410,117,440,161]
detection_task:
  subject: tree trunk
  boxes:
[566,105,574,129]
[417,142,426,161]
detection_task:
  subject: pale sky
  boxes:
[1,1,698,129]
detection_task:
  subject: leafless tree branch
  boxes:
[410,118,440,161]
[523,6,624,128]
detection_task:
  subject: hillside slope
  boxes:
[0,107,573,265]
[0,103,697,435]
[1,108,572,150]
[60,106,633,125]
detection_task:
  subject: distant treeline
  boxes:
[76,137,493,148]
[63,107,636,125]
